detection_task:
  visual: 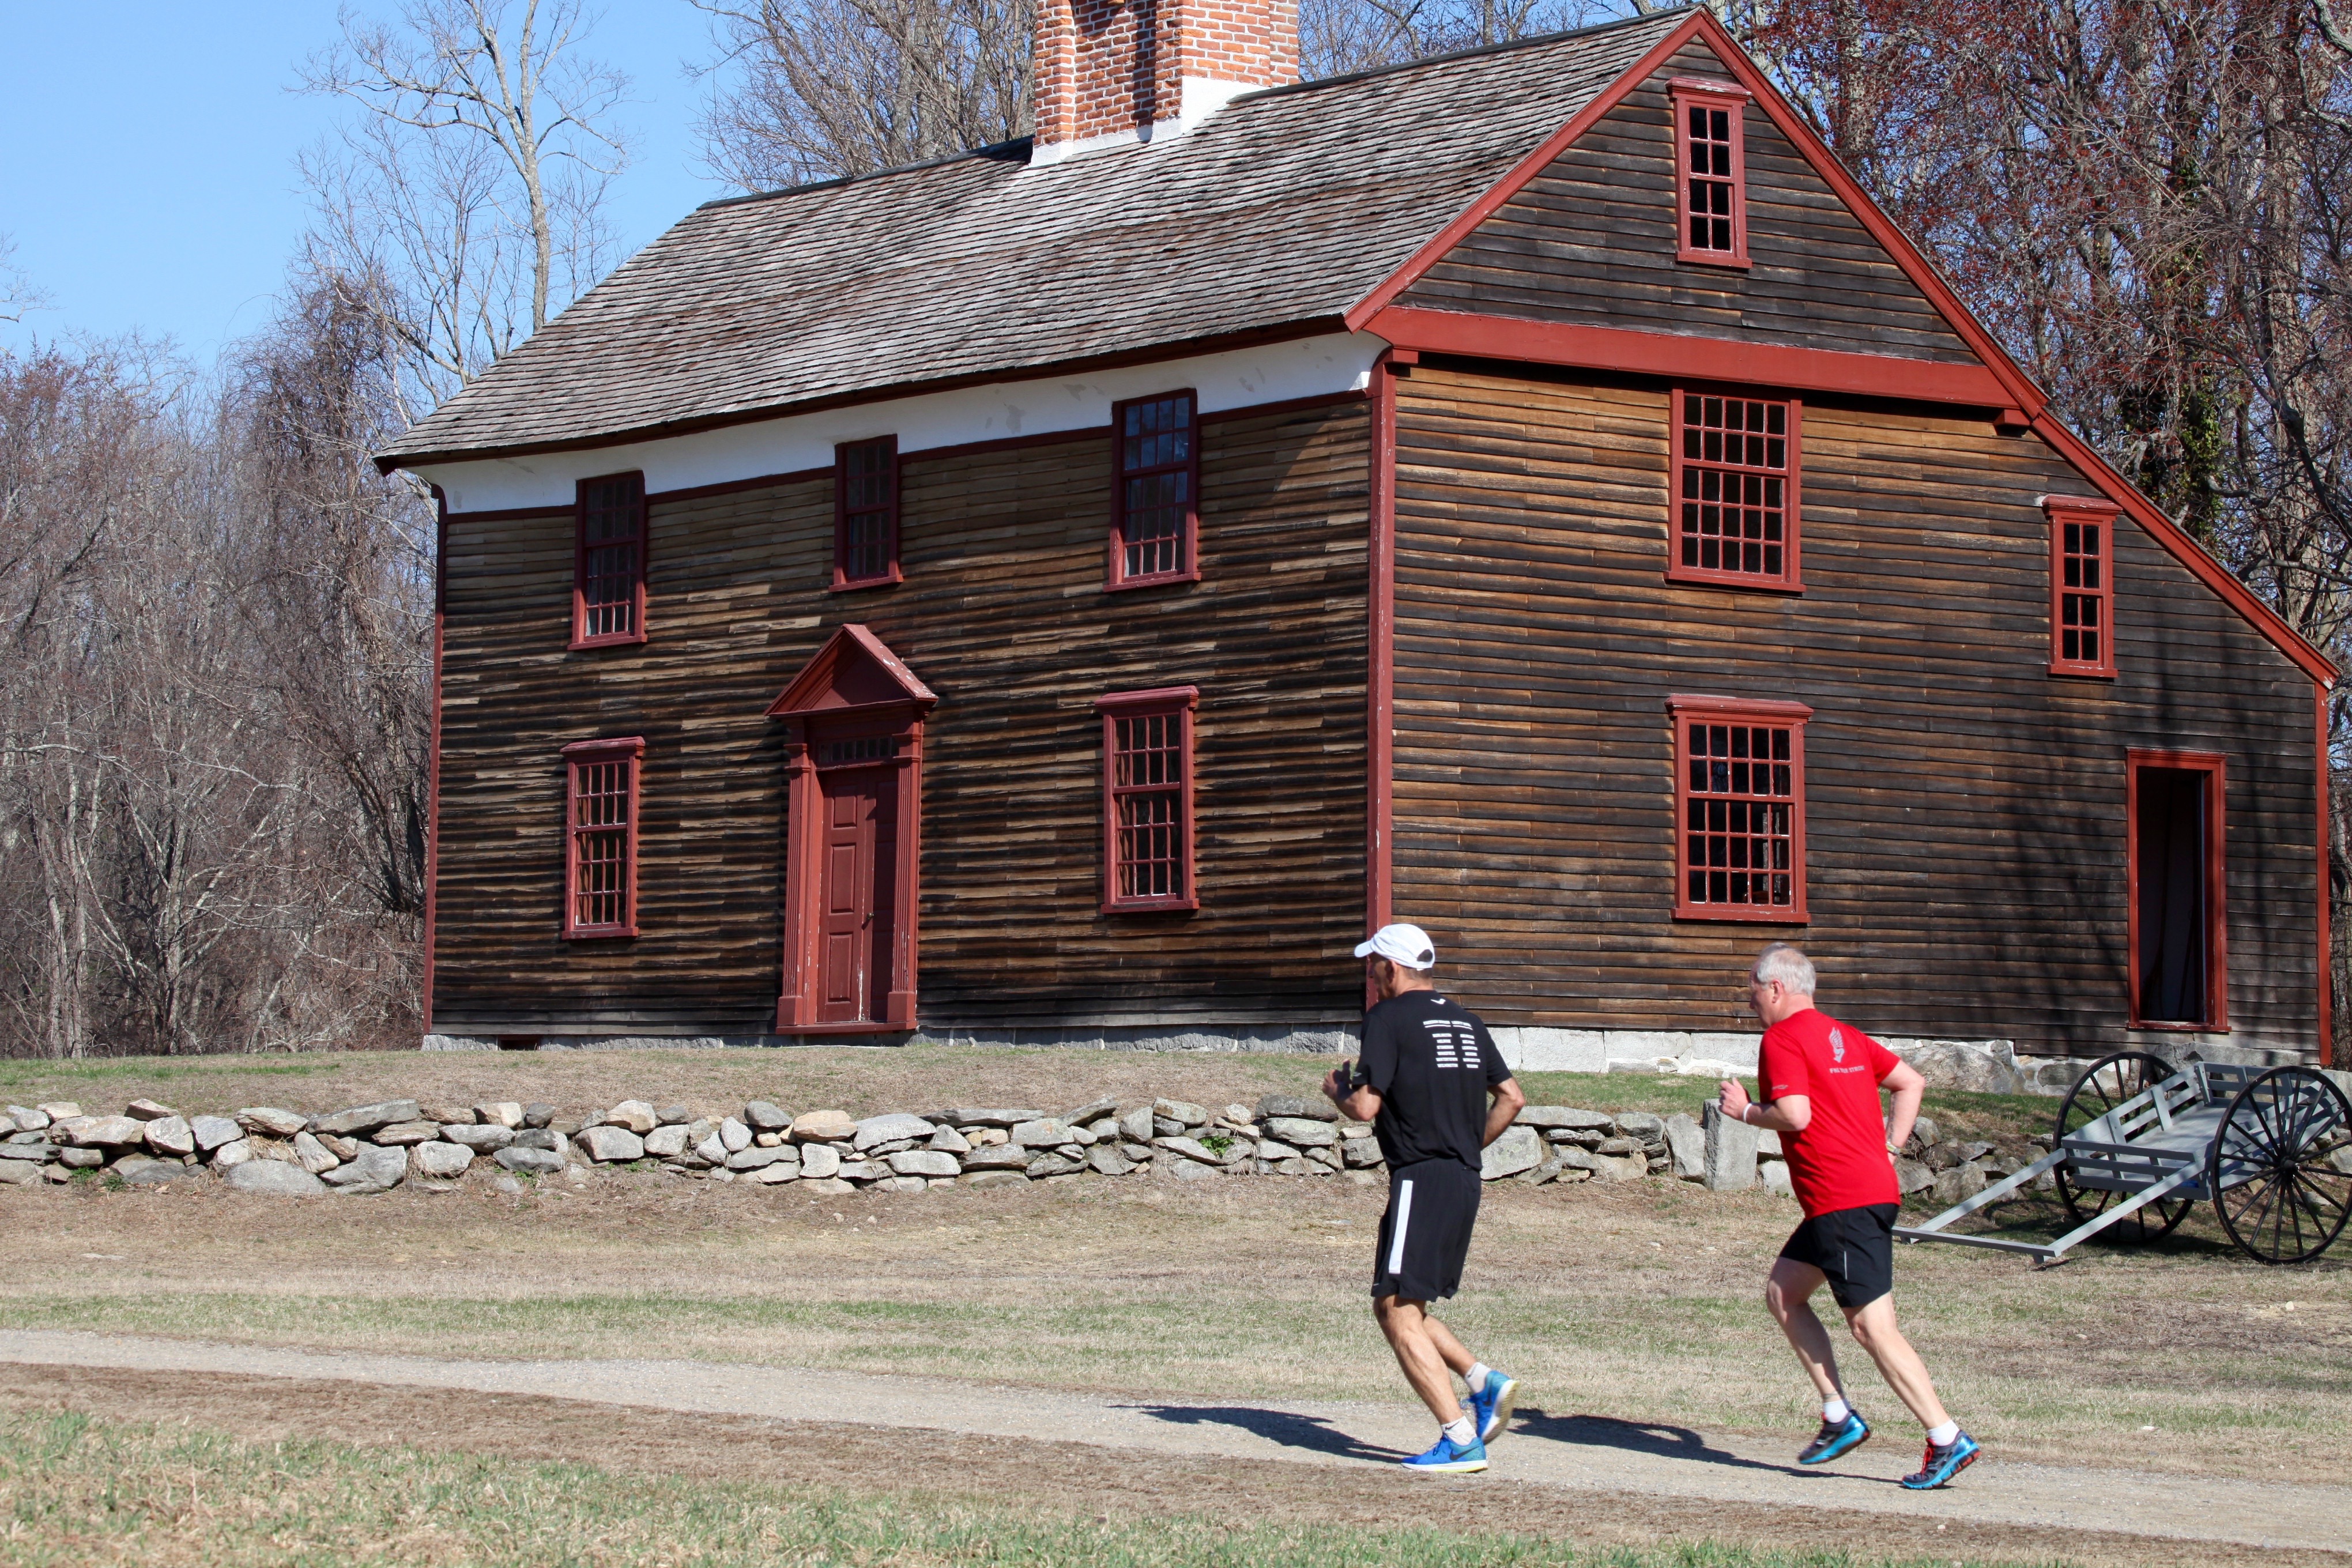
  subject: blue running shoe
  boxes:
[1401,1433,1488,1474]
[1796,1409,1870,1465]
[1901,1431,1980,1490]
[1465,1371,1518,1444]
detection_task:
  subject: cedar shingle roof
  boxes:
[379,9,1690,467]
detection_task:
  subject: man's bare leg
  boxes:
[1375,1295,1473,1425]
[1764,1258,1848,1404]
[1842,1294,1951,1430]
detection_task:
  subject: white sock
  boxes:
[1822,1396,1849,1423]
[1927,1420,1960,1446]
[1465,1362,1494,1393]
[1442,1416,1476,1447]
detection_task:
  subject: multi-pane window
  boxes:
[1109,391,1200,589]
[834,436,901,590]
[1096,686,1200,911]
[1668,696,1810,922]
[572,472,646,647]
[563,737,643,938]
[1668,391,1800,590]
[1671,78,1751,267]
[2046,496,2117,677]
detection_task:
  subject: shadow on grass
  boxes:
[1122,1404,1406,1461]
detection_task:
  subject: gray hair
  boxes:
[1752,943,1817,996]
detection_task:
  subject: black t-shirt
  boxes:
[1356,990,1513,1170]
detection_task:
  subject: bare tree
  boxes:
[0,234,48,326]
[300,0,631,416]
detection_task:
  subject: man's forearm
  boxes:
[1739,1100,1803,1134]
[1885,1085,1923,1149]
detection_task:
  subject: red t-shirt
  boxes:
[1758,1008,1902,1218]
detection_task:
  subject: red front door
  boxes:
[817,766,898,1024]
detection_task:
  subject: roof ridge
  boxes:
[695,136,1036,214]
[1235,5,1695,105]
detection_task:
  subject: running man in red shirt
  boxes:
[1717,943,1980,1490]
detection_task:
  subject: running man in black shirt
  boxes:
[1324,922,1526,1474]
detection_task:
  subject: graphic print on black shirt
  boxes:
[1356,992,1513,1170]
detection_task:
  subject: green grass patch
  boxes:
[0,1407,2068,1568]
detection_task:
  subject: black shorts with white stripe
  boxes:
[1371,1158,1482,1303]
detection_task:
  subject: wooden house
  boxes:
[380,3,2335,1072]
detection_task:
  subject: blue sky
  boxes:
[0,1,723,364]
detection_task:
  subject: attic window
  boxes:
[834,436,902,590]
[572,472,647,649]
[1671,78,1752,269]
[1109,391,1201,590]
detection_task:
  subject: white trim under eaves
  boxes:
[417,332,1384,515]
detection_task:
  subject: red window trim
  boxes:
[1671,76,1753,270]
[2045,495,2119,679]
[1668,695,1810,924]
[2126,748,2230,1032]
[570,470,648,650]
[561,736,644,940]
[1107,389,1201,591]
[832,435,903,591]
[1096,685,1200,913]
[1666,387,1803,593]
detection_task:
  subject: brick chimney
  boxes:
[1030,0,1299,164]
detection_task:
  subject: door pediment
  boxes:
[767,623,936,718]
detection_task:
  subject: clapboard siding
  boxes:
[1398,41,1979,366]
[1389,361,2320,1057]
[432,399,1370,1034]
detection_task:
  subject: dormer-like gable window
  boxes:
[1671,77,1752,269]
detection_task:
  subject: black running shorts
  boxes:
[1778,1201,1899,1310]
[1372,1158,1482,1303]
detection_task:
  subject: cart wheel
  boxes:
[2209,1066,2352,1265]
[2053,1050,2195,1242]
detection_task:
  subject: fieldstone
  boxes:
[1087,1146,1136,1177]
[1761,1160,1796,1197]
[1257,1138,1301,1162]
[752,1163,800,1185]
[1169,1156,1222,1180]
[522,1103,556,1128]
[253,1139,301,1164]
[658,1105,693,1126]
[36,1102,82,1121]
[1664,1114,1705,1179]
[1595,1136,1640,1156]
[1931,1163,1987,1207]
[1614,1111,1667,1140]
[928,1125,971,1155]
[1087,1117,1122,1140]
[711,1117,749,1154]
[1154,1098,1210,1128]
[790,1110,857,1143]
[419,1104,473,1127]
[1899,1043,2024,1096]
[58,1147,105,1170]
[1060,1096,1120,1126]
[69,1117,145,1148]
[1756,1129,1783,1158]
[207,1138,254,1169]
[108,1155,184,1185]
[798,1144,843,1179]
[837,1160,890,1182]
[475,1102,524,1129]
[934,1107,1046,1128]
[1009,1118,1069,1148]
[182,1115,238,1152]
[142,1116,195,1156]
[311,1101,418,1138]
[744,1100,794,1130]
[598,1100,658,1134]
[9,1106,51,1131]
[1020,1152,1079,1178]
[576,1125,645,1163]
[643,1125,691,1159]
[855,1113,936,1150]
[1592,1151,1649,1182]
[510,1128,564,1152]
[292,1132,340,1174]
[1306,1145,1342,1170]
[4,1134,54,1162]
[1265,1117,1338,1148]
[1481,1125,1545,1181]
[1066,1124,1099,1147]
[787,1176,846,1194]
[1907,1116,1942,1151]
[959,1146,1030,1172]
[965,1128,1009,1147]
[0,1160,40,1185]
[959,1170,1026,1189]
[1341,1137,1382,1168]
[1893,1156,1935,1195]
[124,1098,180,1122]
[322,1142,406,1193]
[1515,1106,1614,1131]
[374,1121,440,1147]
[889,1149,960,1178]
[443,1124,515,1152]
[1118,1106,1155,1144]
[1257,1094,1336,1122]
[226,1160,327,1196]
[494,1146,564,1175]
[695,1134,727,1163]
[412,1141,475,1179]
[726,1145,798,1171]
[1703,1103,1760,1192]
[1153,1136,1226,1166]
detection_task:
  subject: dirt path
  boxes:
[2,1329,2340,1558]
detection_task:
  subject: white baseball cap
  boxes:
[1354,922,1436,970]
